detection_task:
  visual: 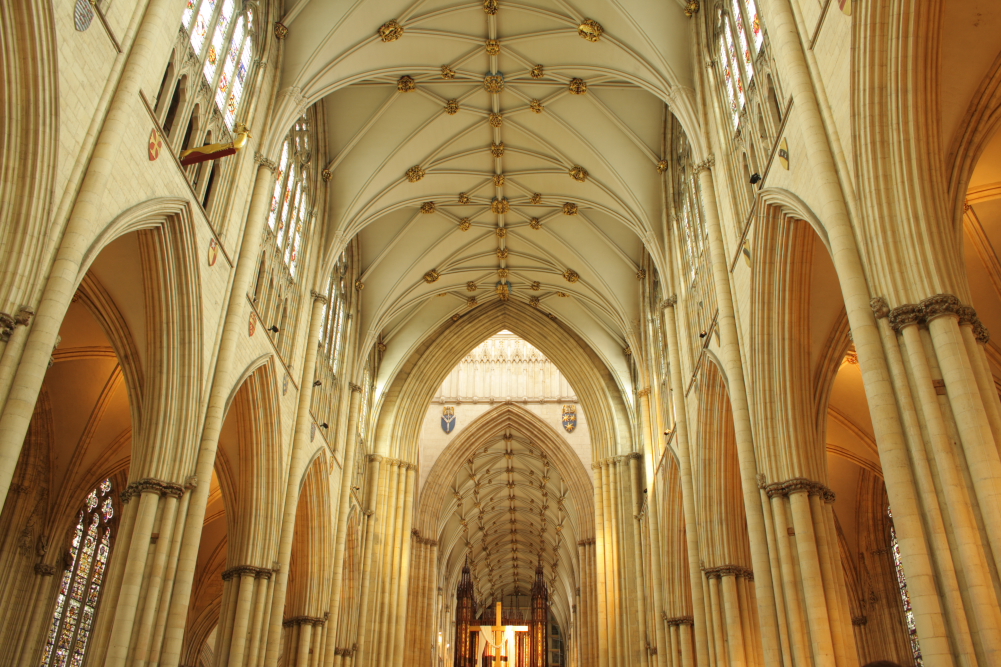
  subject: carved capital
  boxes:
[763,477,835,503]
[637,387,651,398]
[310,289,328,304]
[869,297,889,319]
[661,295,678,309]
[851,615,868,626]
[254,152,278,174]
[692,154,715,175]
[121,478,185,503]
[664,615,695,627]
[282,615,325,628]
[888,303,923,333]
[34,562,55,576]
[349,382,363,393]
[703,564,753,580]
[920,293,961,321]
[222,565,273,581]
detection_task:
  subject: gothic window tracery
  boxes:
[310,244,358,437]
[669,121,717,374]
[40,480,115,667]
[252,112,320,364]
[888,508,923,666]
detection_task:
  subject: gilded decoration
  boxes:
[684,0,700,16]
[495,228,507,238]
[441,65,456,79]
[497,248,509,259]
[406,165,425,182]
[355,280,365,290]
[530,281,541,290]
[530,64,544,78]
[497,268,509,279]
[656,159,669,173]
[459,218,472,231]
[274,22,289,39]
[563,269,579,283]
[491,198,510,213]
[483,0,498,14]
[445,99,460,115]
[562,202,579,215]
[569,166,588,182]
[530,218,542,230]
[556,291,569,298]
[490,142,505,157]
[529,296,540,307]
[397,75,416,92]
[489,113,503,127]
[496,281,511,301]
[321,168,332,181]
[423,269,441,283]
[569,78,587,95]
[493,174,506,186]
[458,192,470,204]
[379,19,403,42]
[466,281,478,291]
[484,74,505,92]
[485,39,500,55]
[578,19,603,42]
[636,269,646,280]
[420,201,436,214]
[530,193,542,204]
[530,99,544,113]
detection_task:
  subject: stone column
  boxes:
[660,298,711,667]
[757,0,954,660]
[159,157,278,667]
[695,163,781,664]
[262,289,330,667]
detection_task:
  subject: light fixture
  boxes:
[313,380,322,387]
[268,325,279,333]
[749,173,762,184]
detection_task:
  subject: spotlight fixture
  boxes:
[268,325,279,333]
[699,330,708,338]
[321,422,329,429]
[749,172,762,185]
[313,380,322,387]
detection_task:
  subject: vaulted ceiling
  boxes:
[276,0,698,392]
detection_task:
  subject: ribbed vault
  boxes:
[416,402,593,633]
[268,0,701,396]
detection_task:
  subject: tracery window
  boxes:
[251,111,320,363]
[181,0,255,130]
[41,480,115,667]
[716,0,763,129]
[310,244,357,438]
[889,509,923,666]
[669,118,717,374]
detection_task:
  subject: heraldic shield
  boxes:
[441,406,456,434]
[562,404,577,433]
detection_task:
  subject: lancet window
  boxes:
[310,243,358,439]
[251,111,320,364]
[40,480,115,667]
[889,509,923,666]
[710,0,784,224]
[152,0,260,210]
[670,121,717,374]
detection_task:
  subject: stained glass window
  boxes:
[889,508,923,666]
[182,0,254,129]
[267,116,313,278]
[717,0,763,132]
[41,481,115,667]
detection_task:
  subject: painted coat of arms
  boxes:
[562,404,577,433]
[441,406,456,434]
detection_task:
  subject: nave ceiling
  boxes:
[272,0,699,394]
